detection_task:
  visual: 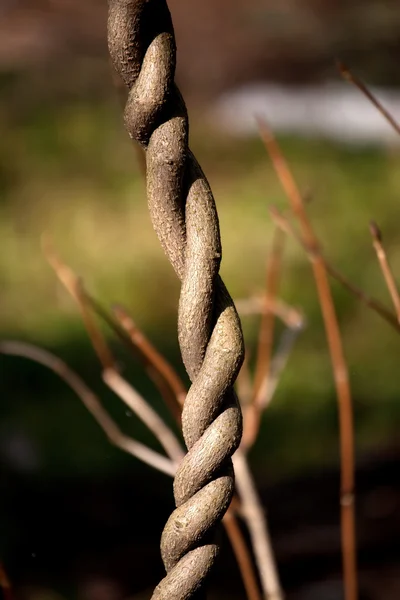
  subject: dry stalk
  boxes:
[235,296,302,327]
[259,119,358,600]
[253,229,285,399]
[233,224,306,600]
[236,352,254,408]
[369,222,400,323]
[241,229,285,451]
[43,234,184,421]
[44,243,185,465]
[233,451,282,600]
[255,319,304,413]
[337,61,400,136]
[268,208,400,333]
[103,368,184,464]
[222,513,262,600]
[234,250,304,600]
[113,305,187,412]
[0,341,176,477]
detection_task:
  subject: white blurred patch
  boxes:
[211,82,400,146]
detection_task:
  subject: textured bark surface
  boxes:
[107,1,244,598]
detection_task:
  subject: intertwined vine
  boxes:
[108,1,244,597]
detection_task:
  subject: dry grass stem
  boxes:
[43,238,185,464]
[337,61,400,137]
[236,296,303,329]
[233,450,283,600]
[253,228,285,401]
[0,341,176,477]
[222,512,263,600]
[236,353,254,408]
[255,320,304,412]
[113,305,186,414]
[102,368,184,464]
[242,228,285,450]
[43,235,115,369]
[369,221,400,323]
[269,207,400,332]
[259,118,358,600]
[44,236,184,421]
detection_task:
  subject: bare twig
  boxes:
[237,296,302,600]
[0,341,176,477]
[242,229,285,450]
[337,61,400,137]
[43,238,185,465]
[256,318,304,412]
[369,221,400,323]
[44,236,183,422]
[236,230,300,600]
[253,228,285,400]
[233,451,283,600]
[235,295,303,329]
[103,368,184,464]
[236,352,254,408]
[43,235,116,369]
[113,305,186,414]
[269,207,400,332]
[223,511,262,600]
[259,118,358,600]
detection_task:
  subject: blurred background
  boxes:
[1,1,400,599]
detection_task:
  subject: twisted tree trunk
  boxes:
[107,1,244,597]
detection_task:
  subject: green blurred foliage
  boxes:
[1,85,400,483]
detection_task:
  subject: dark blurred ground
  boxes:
[1,1,400,599]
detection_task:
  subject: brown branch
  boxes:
[222,511,262,600]
[337,61,400,137]
[242,229,285,450]
[269,207,400,333]
[233,451,283,600]
[103,368,184,464]
[259,118,358,600]
[0,341,176,477]
[369,221,400,323]
[255,318,304,413]
[43,238,183,420]
[43,235,116,370]
[43,237,185,464]
[113,305,186,416]
[236,352,254,408]
[253,228,285,400]
[235,296,303,329]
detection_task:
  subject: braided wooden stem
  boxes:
[108,2,244,597]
